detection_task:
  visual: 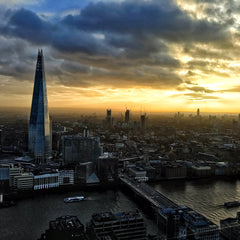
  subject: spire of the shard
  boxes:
[29,49,51,163]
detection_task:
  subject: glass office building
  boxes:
[29,50,51,163]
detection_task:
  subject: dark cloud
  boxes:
[224,86,240,92]
[187,86,215,93]
[63,0,229,43]
[0,0,237,92]
[184,93,219,100]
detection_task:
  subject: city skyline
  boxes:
[1,1,240,112]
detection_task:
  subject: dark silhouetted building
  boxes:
[62,136,102,165]
[39,216,87,240]
[106,109,112,128]
[220,212,240,240]
[140,114,146,129]
[125,109,130,123]
[98,154,118,182]
[86,210,147,240]
[29,50,51,163]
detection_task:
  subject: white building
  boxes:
[34,172,59,190]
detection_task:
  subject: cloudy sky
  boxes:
[1,0,240,112]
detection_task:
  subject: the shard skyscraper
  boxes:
[29,50,51,163]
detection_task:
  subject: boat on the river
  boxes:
[64,196,85,203]
[224,201,240,208]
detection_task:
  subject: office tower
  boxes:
[197,108,200,117]
[62,136,102,165]
[140,114,146,129]
[125,109,130,123]
[29,50,51,163]
[106,109,112,128]
[107,109,111,118]
[83,126,89,137]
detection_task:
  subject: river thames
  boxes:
[1,178,240,239]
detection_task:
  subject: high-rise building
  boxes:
[29,50,51,163]
[62,135,102,165]
[140,114,146,129]
[125,109,130,123]
[106,109,112,128]
[197,108,200,117]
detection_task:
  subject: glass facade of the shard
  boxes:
[29,50,51,163]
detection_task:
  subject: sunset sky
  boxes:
[1,0,240,112]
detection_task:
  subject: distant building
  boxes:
[161,165,187,179]
[62,135,102,165]
[106,109,112,128]
[29,50,51,163]
[141,114,146,129]
[220,212,240,240]
[39,216,87,240]
[191,166,212,177]
[86,210,147,239]
[197,108,200,117]
[125,109,130,123]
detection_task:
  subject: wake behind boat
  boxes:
[64,196,85,203]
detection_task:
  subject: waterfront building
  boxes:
[59,170,74,186]
[9,164,21,187]
[86,210,147,240]
[98,154,118,182]
[157,206,219,240]
[183,208,219,240]
[0,164,9,190]
[62,135,102,165]
[29,49,51,163]
[74,162,99,184]
[13,173,33,190]
[39,216,87,240]
[128,167,147,179]
[220,212,240,240]
[191,166,212,177]
[161,165,187,179]
[33,172,59,190]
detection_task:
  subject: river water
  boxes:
[0,190,158,240]
[1,179,240,240]
[152,178,240,225]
